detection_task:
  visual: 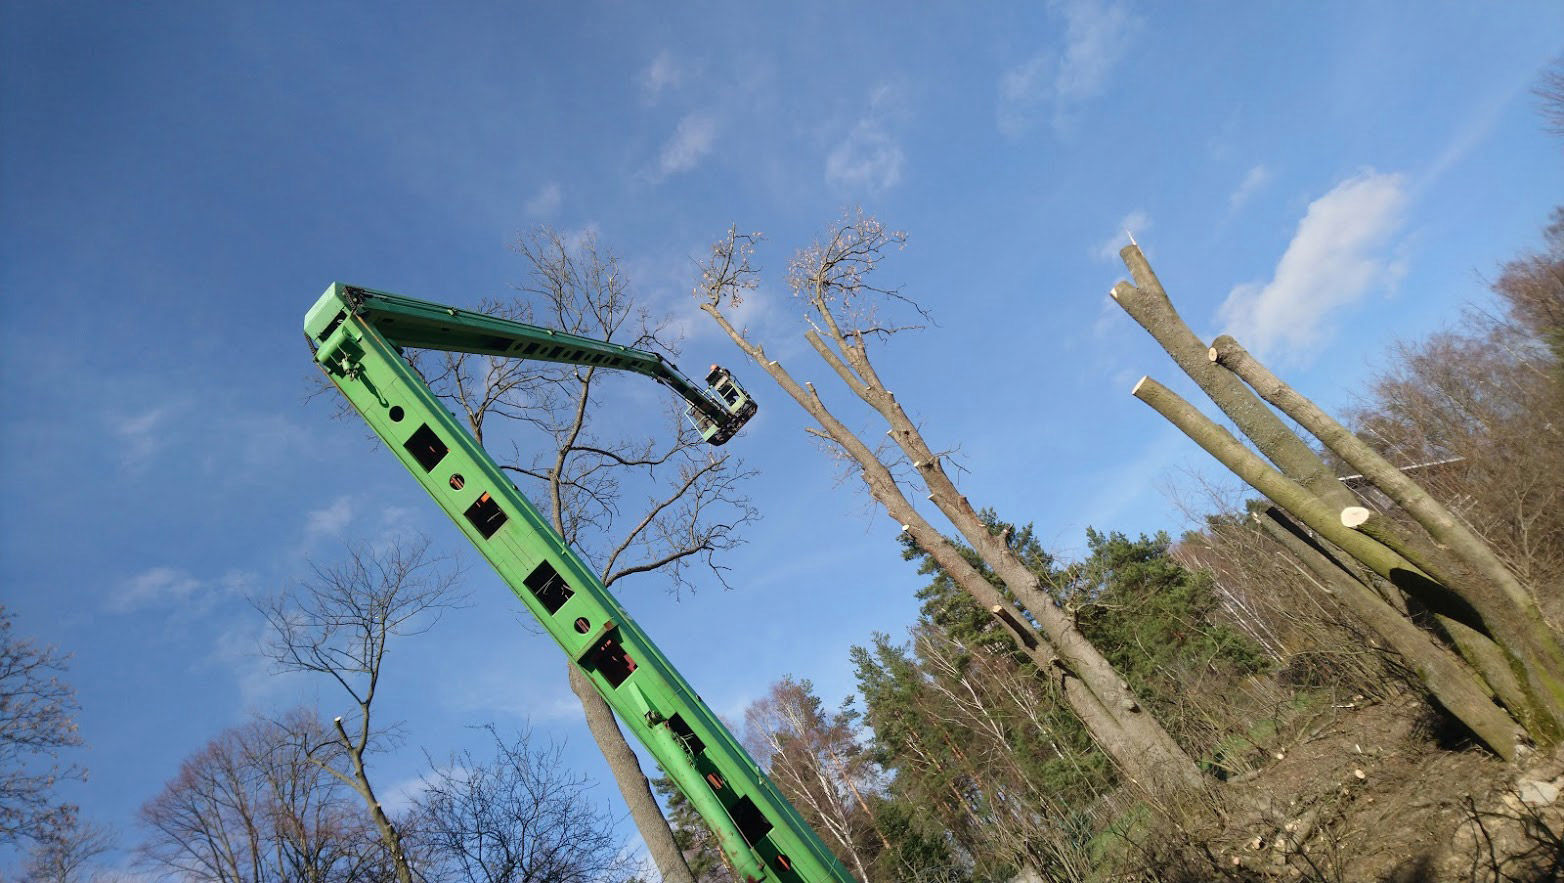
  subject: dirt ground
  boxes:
[1190,697,1564,881]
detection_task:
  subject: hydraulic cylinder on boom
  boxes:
[304,283,854,883]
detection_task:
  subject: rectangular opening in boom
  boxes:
[729,795,773,847]
[523,560,574,614]
[463,492,508,539]
[403,424,448,472]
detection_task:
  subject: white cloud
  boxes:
[640,50,681,103]
[1092,209,1151,261]
[111,405,172,469]
[377,769,442,816]
[112,566,203,613]
[305,496,354,539]
[1218,169,1408,357]
[657,114,717,177]
[825,122,904,193]
[998,0,1139,135]
[524,182,562,218]
[1228,164,1272,212]
[1053,0,1137,103]
[111,566,254,615]
[825,84,907,194]
[209,614,303,710]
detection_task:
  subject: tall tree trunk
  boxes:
[1210,335,1564,719]
[1111,245,1357,512]
[1133,376,1559,740]
[1111,245,1415,617]
[568,664,698,883]
[1256,508,1523,758]
[700,304,1204,793]
[1209,334,1543,614]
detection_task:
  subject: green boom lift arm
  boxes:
[305,283,853,883]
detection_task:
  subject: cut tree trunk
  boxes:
[1112,247,1416,612]
[1133,375,1560,741]
[1111,245,1357,512]
[1257,508,1523,759]
[1211,333,1564,723]
[1209,334,1545,619]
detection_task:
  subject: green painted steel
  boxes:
[305,283,854,883]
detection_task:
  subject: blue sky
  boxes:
[2,1,1560,874]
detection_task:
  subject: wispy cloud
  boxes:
[110,405,173,470]
[998,0,1140,136]
[1228,164,1272,212]
[524,182,562,218]
[110,567,254,615]
[1092,209,1151,261]
[305,496,354,540]
[209,613,305,710]
[113,566,204,613]
[825,84,906,194]
[1218,169,1408,357]
[826,123,904,193]
[656,113,717,178]
[640,50,681,104]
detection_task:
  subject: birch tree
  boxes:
[742,678,887,881]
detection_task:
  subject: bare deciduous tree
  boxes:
[137,709,381,883]
[22,813,116,883]
[257,540,462,883]
[695,214,1203,795]
[426,228,758,883]
[413,724,634,883]
[0,605,85,849]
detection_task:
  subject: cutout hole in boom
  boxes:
[523,561,574,614]
[463,492,508,539]
[729,795,772,847]
[585,634,637,688]
[404,424,448,472]
[667,713,706,754]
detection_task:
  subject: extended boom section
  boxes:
[305,283,850,883]
[324,284,756,445]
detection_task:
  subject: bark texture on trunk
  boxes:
[1111,246,1357,512]
[1210,335,1542,616]
[1134,376,1560,740]
[701,304,1205,793]
[568,664,698,883]
[1257,509,1522,759]
[1209,335,1564,722]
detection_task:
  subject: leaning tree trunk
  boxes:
[1110,246,1422,614]
[1209,334,1543,614]
[804,325,1204,788]
[568,665,698,883]
[699,305,1204,794]
[1210,334,1564,721]
[1256,508,1523,758]
[1133,376,1557,741]
[1111,245,1358,512]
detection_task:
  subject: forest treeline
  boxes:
[678,206,1564,882]
[7,163,1562,883]
[5,208,1558,882]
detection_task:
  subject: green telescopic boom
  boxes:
[304,283,855,883]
